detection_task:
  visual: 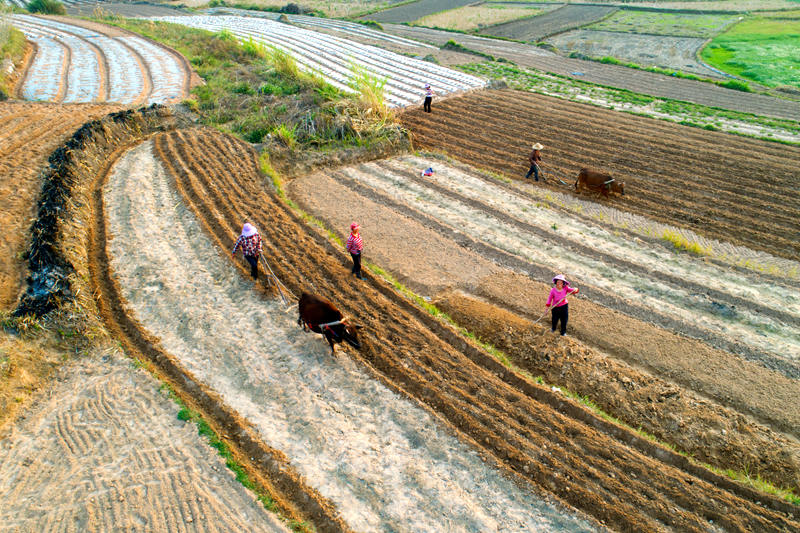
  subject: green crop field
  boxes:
[589,11,738,38]
[702,16,800,88]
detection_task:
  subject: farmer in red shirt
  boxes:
[346,223,365,280]
[231,222,263,279]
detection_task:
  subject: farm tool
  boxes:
[532,297,567,325]
[259,254,294,307]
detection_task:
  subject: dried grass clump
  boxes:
[336,63,394,136]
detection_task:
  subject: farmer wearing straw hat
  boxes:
[231,222,263,280]
[525,143,544,181]
[346,223,365,280]
[423,83,434,113]
[545,274,579,336]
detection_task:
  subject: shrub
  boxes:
[272,123,297,149]
[599,56,622,65]
[26,0,66,15]
[717,79,751,92]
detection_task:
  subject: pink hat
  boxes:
[241,223,257,237]
[350,222,360,231]
[552,274,569,285]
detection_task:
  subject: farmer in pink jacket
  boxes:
[545,274,579,336]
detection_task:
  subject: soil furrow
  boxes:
[156,128,799,530]
[331,166,799,377]
[145,135,597,531]
[376,159,797,328]
[400,92,800,259]
[418,100,800,215]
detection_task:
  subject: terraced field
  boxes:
[81,126,800,531]
[400,89,800,262]
[364,0,478,23]
[481,4,618,41]
[11,15,191,105]
[155,15,485,107]
[289,154,800,492]
[381,23,800,120]
[0,101,120,310]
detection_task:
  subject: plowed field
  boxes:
[400,89,800,261]
[0,101,120,310]
[483,4,618,41]
[85,126,800,531]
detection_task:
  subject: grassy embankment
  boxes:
[0,8,26,98]
[96,14,400,153]
[701,11,800,89]
[459,61,800,144]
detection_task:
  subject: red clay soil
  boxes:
[0,101,121,310]
[137,126,798,531]
[400,89,800,261]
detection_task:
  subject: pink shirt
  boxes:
[546,286,577,307]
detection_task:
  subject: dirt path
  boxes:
[0,348,289,532]
[382,23,800,120]
[400,90,800,262]
[144,126,799,530]
[287,155,800,489]
[0,101,121,311]
[102,140,597,532]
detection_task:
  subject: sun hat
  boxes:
[350,222,360,231]
[532,143,544,150]
[241,223,257,237]
[424,83,430,88]
[552,274,569,285]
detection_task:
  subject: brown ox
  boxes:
[575,168,625,198]
[298,292,361,354]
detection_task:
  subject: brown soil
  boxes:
[130,126,799,531]
[483,4,618,41]
[285,158,800,491]
[0,101,121,311]
[399,89,800,261]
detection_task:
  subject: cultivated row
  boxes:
[12,15,188,105]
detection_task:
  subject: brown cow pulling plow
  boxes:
[298,292,362,354]
[575,168,625,198]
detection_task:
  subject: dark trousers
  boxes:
[423,96,432,113]
[245,255,259,279]
[525,164,539,181]
[551,304,568,335]
[350,252,362,276]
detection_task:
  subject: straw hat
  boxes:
[532,143,544,150]
[552,274,569,285]
[241,223,257,237]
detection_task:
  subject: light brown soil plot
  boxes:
[287,155,800,491]
[400,89,800,261]
[0,348,289,532]
[0,101,120,311]
[137,127,798,531]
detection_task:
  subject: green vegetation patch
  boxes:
[702,17,800,88]
[99,17,401,151]
[590,10,738,38]
[26,0,66,15]
[0,16,26,98]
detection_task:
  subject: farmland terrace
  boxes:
[481,4,619,41]
[381,22,800,120]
